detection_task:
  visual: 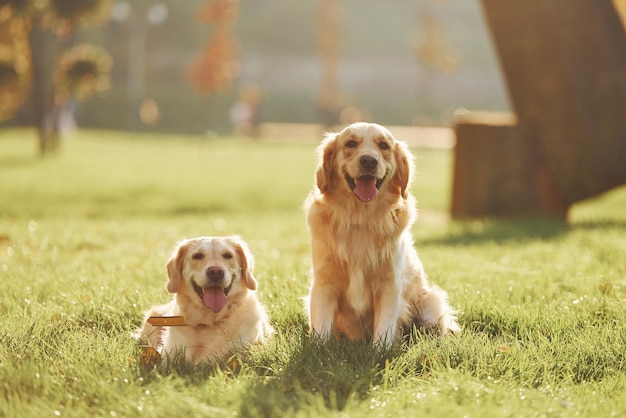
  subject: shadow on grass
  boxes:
[0,154,40,169]
[238,335,400,416]
[237,326,467,416]
[418,217,570,247]
[136,320,405,414]
[420,215,626,248]
[571,219,626,232]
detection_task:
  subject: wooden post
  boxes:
[451,112,567,218]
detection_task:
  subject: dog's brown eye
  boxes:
[223,252,233,259]
[379,142,390,150]
[192,253,204,260]
[345,140,357,148]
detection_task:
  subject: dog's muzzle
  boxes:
[345,155,385,202]
[192,267,233,314]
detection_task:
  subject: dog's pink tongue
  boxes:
[354,176,378,202]
[203,287,227,313]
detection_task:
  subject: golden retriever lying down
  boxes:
[305,122,460,345]
[136,236,274,365]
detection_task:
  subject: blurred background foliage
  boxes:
[0,0,510,140]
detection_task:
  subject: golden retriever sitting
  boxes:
[136,236,274,365]
[305,122,460,345]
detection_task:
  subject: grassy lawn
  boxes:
[1,128,625,417]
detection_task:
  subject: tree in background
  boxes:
[414,4,461,123]
[318,0,341,130]
[0,0,112,155]
[0,0,31,125]
[185,0,239,133]
[187,0,239,94]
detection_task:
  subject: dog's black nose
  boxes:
[206,266,224,280]
[359,155,378,171]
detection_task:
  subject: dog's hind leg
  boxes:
[413,286,460,335]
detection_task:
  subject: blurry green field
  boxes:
[1,128,625,417]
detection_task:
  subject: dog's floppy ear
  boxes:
[392,140,414,199]
[166,240,191,293]
[229,235,257,290]
[315,132,338,194]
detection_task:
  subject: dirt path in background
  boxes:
[257,123,455,149]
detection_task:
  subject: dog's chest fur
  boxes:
[328,200,411,268]
[307,191,419,337]
[165,325,233,363]
[160,293,267,364]
[329,205,411,316]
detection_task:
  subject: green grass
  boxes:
[1,128,625,417]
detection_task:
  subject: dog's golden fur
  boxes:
[305,122,460,344]
[136,236,273,364]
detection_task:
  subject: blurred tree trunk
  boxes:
[9,1,111,156]
[28,16,62,155]
[481,0,626,205]
[452,0,626,219]
[318,0,341,130]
